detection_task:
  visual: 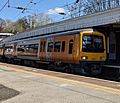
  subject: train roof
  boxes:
[0,33,14,36]
[1,28,95,44]
[0,33,14,42]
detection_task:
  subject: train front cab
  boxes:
[77,31,106,75]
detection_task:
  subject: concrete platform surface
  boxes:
[0,84,19,102]
[0,63,120,103]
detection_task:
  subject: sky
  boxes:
[0,0,75,21]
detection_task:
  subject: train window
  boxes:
[40,41,46,52]
[82,35,104,52]
[33,44,39,50]
[47,42,53,52]
[43,41,46,52]
[54,42,61,52]
[18,44,39,54]
[69,40,74,54]
[5,46,13,52]
[40,41,43,52]
[5,46,13,49]
[62,41,65,52]
[28,44,38,53]
[17,48,24,52]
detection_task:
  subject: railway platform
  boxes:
[0,62,120,103]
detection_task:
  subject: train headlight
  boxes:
[81,56,88,60]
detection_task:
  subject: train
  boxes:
[0,29,106,75]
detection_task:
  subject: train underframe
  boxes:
[1,56,120,79]
[78,61,104,75]
[0,55,103,75]
[47,61,104,75]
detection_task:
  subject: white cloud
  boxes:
[47,8,65,15]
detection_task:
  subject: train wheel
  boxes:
[64,65,72,73]
[81,68,87,74]
[21,59,24,65]
[10,59,15,64]
[4,58,9,63]
[48,64,55,70]
[90,65,102,75]
[116,68,120,81]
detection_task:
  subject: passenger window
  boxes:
[5,46,13,52]
[40,41,46,52]
[33,44,39,52]
[40,41,43,52]
[61,41,65,52]
[29,44,38,53]
[17,48,24,52]
[69,40,74,54]
[47,42,53,52]
[43,41,46,52]
[54,42,61,52]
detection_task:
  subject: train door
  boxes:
[45,37,54,62]
[39,38,47,61]
[13,43,17,57]
[66,34,76,63]
[52,36,64,62]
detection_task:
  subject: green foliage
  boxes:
[0,13,53,34]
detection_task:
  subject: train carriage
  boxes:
[0,29,106,75]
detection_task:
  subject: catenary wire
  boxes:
[0,0,9,13]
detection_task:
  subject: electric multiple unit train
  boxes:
[0,29,106,75]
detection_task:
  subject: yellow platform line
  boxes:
[1,65,120,95]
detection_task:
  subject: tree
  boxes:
[83,0,120,15]
[66,0,120,17]
[6,13,53,33]
[66,0,84,18]
[2,20,14,33]
[0,18,6,32]
[0,13,53,33]
[12,13,53,33]
[26,13,53,28]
